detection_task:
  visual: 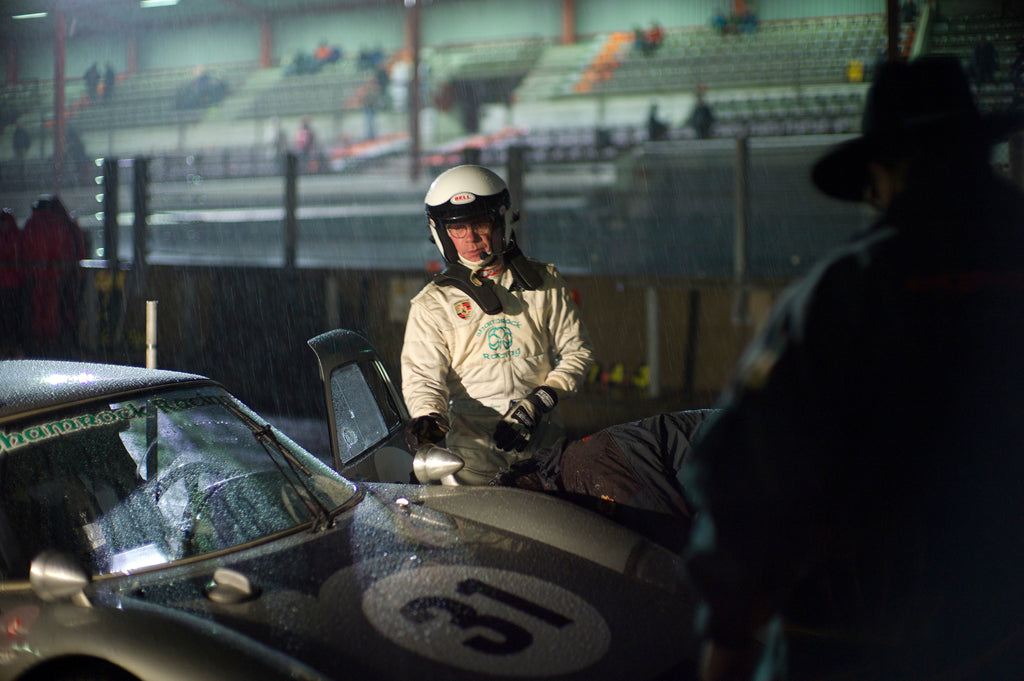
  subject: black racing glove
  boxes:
[406,413,448,452]
[493,386,558,452]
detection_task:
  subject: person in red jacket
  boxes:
[0,208,27,356]
[21,196,85,357]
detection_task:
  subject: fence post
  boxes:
[284,152,298,269]
[133,157,150,296]
[732,137,751,326]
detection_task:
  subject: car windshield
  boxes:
[0,385,357,579]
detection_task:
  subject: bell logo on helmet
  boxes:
[451,193,476,205]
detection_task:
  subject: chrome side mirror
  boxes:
[30,551,91,607]
[412,445,464,486]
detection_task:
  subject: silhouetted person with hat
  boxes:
[682,55,1024,681]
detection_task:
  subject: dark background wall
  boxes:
[107,264,776,436]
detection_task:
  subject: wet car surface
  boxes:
[0,355,698,681]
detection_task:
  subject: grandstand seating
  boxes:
[927,12,1023,114]
[514,39,605,101]
[4,15,885,138]
[59,62,258,132]
[428,38,547,83]
[705,86,866,138]
[234,59,369,119]
[2,81,50,128]
[563,15,887,97]
[5,9,1023,174]
[505,15,886,141]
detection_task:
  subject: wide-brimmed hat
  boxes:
[811,55,1024,201]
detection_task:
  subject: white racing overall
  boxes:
[401,258,595,484]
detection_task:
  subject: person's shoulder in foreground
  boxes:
[683,55,1024,681]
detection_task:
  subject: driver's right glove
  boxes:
[406,413,449,452]
[493,386,559,452]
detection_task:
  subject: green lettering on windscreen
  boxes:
[0,393,233,454]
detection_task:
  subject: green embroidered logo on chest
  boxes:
[487,325,512,351]
[478,318,521,359]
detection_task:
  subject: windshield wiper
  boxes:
[222,400,340,531]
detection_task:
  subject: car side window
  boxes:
[330,362,391,465]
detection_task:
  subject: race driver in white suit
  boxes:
[401,165,595,485]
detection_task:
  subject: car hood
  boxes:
[102,483,698,680]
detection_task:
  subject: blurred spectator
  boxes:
[646,21,665,53]
[686,86,715,139]
[635,21,665,57]
[84,62,100,101]
[357,46,385,71]
[314,41,342,65]
[12,122,30,183]
[364,83,381,140]
[0,208,27,356]
[21,196,86,358]
[294,116,320,172]
[711,10,728,34]
[266,116,288,163]
[175,68,227,109]
[633,26,647,54]
[103,63,116,101]
[375,64,392,110]
[648,22,665,47]
[712,5,757,35]
[389,56,412,112]
[647,103,669,141]
[284,51,321,76]
[970,38,998,84]
[740,7,759,33]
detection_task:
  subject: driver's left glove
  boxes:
[406,413,449,452]
[493,386,558,452]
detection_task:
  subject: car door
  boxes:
[307,328,413,483]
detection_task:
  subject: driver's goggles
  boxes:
[447,220,494,238]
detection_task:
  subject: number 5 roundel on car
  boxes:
[362,565,611,675]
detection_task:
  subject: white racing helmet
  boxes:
[424,165,514,264]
